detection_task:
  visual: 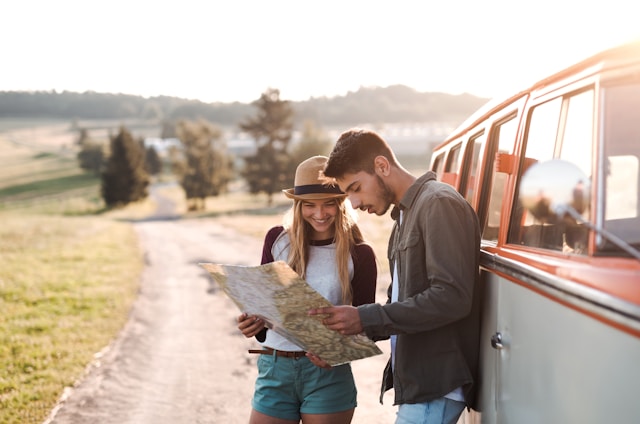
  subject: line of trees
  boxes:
[0,85,488,128]
[75,87,342,211]
[72,83,488,211]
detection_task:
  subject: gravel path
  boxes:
[44,186,397,423]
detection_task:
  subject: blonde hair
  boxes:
[283,198,365,305]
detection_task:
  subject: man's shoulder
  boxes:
[415,173,456,198]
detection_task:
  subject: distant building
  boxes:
[143,137,181,156]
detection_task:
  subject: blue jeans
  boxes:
[395,397,466,424]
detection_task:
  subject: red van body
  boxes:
[430,41,640,424]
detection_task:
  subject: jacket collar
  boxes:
[390,171,437,221]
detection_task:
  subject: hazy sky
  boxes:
[3,0,638,104]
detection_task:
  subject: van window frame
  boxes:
[507,85,596,254]
[479,112,520,243]
[461,131,486,207]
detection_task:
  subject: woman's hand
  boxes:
[306,351,332,369]
[237,313,265,338]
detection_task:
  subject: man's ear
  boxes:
[373,156,390,176]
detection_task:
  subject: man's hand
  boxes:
[306,351,332,369]
[237,313,265,338]
[308,305,363,335]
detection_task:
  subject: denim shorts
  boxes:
[251,352,357,420]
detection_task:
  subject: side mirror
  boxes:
[519,159,640,260]
[519,159,590,221]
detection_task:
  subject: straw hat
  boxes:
[283,156,346,200]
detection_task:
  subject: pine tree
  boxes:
[144,145,163,176]
[239,88,294,206]
[101,126,150,208]
[289,119,333,166]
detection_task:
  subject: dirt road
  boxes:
[45,188,396,423]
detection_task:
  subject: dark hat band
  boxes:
[293,184,344,196]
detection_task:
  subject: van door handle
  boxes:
[490,332,503,350]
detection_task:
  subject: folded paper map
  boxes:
[200,261,382,366]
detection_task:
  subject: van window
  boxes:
[559,89,594,180]
[442,143,462,186]
[445,144,462,173]
[600,82,640,252]
[522,97,562,162]
[464,132,486,206]
[432,152,445,177]
[606,155,638,221]
[482,117,519,241]
[508,90,594,254]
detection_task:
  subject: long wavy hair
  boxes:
[283,198,365,305]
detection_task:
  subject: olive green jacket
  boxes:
[358,171,482,409]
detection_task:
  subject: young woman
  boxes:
[237,155,377,424]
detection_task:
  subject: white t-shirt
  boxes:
[262,231,353,351]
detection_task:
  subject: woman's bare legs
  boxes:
[248,407,355,424]
[249,409,299,424]
[302,408,355,424]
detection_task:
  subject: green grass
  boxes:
[0,173,99,200]
[0,130,145,423]
[0,214,143,424]
[0,136,104,215]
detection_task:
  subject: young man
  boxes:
[309,129,481,424]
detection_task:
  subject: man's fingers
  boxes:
[323,317,345,332]
[308,306,333,316]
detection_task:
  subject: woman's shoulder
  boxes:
[265,225,285,239]
[261,226,287,265]
[264,225,287,248]
[352,241,376,260]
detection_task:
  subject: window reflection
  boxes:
[508,90,593,254]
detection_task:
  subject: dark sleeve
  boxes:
[350,243,377,306]
[256,225,285,342]
[261,225,284,265]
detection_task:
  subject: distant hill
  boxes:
[0,86,489,129]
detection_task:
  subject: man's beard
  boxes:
[375,174,395,216]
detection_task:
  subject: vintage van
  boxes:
[430,41,640,423]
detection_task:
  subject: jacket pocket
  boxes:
[397,231,420,251]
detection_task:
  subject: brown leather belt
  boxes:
[248,347,307,359]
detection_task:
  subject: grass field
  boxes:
[0,215,142,424]
[0,128,149,424]
[0,134,103,215]
[0,120,398,423]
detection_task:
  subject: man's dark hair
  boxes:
[324,128,399,178]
